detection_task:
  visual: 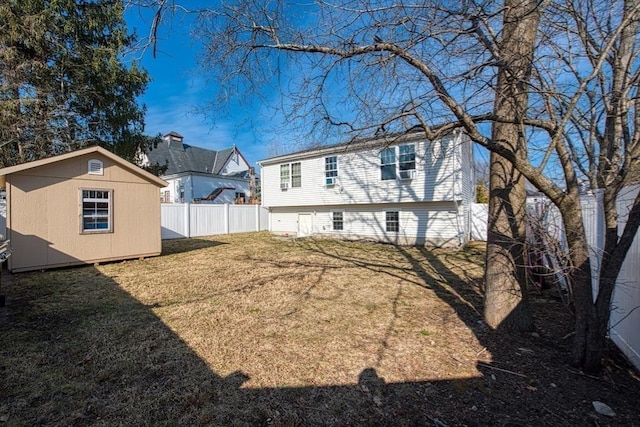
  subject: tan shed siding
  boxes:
[270,203,463,246]
[261,136,461,208]
[7,152,162,272]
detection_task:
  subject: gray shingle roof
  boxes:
[145,139,238,175]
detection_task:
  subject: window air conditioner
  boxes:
[325,177,336,186]
[280,182,289,190]
[398,170,416,180]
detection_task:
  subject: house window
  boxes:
[386,211,399,233]
[291,162,302,187]
[162,191,171,203]
[81,189,112,233]
[281,162,302,189]
[380,147,396,180]
[332,211,344,231]
[280,164,290,189]
[325,156,338,184]
[399,144,416,171]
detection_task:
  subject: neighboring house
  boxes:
[258,130,475,247]
[0,146,167,272]
[140,131,255,204]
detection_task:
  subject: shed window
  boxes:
[88,159,104,175]
[81,189,112,233]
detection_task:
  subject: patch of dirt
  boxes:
[0,233,638,426]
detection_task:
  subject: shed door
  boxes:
[298,214,313,237]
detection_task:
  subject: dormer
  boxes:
[164,131,184,151]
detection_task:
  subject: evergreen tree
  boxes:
[0,0,151,166]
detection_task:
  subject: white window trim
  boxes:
[384,210,400,233]
[380,147,396,181]
[331,211,344,231]
[381,144,417,181]
[398,143,416,172]
[80,188,113,234]
[280,162,302,189]
[325,156,338,186]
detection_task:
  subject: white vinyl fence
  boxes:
[470,203,488,241]
[529,186,640,371]
[161,203,269,239]
[583,186,640,371]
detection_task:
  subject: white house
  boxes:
[140,131,255,204]
[258,130,475,247]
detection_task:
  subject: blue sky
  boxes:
[124,4,491,172]
[125,5,277,167]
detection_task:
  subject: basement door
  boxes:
[297,213,313,237]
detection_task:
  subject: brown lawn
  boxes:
[0,232,638,426]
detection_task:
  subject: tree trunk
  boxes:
[484,0,542,332]
[572,0,640,373]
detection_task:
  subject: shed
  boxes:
[0,146,168,272]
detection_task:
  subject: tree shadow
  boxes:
[0,239,638,425]
[161,238,227,255]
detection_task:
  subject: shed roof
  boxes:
[0,146,168,187]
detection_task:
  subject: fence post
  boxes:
[185,203,191,238]
[224,204,230,234]
[255,204,260,231]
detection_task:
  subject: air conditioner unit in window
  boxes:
[325,177,336,186]
[398,170,416,180]
[280,182,289,190]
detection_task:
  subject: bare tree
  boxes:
[536,0,640,371]
[140,0,640,372]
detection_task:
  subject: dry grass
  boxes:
[1,233,638,426]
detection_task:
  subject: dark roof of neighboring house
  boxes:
[145,139,239,176]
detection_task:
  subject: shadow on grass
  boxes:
[161,238,227,256]
[0,238,639,425]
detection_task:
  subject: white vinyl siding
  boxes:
[269,203,464,247]
[261,134,467,208]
